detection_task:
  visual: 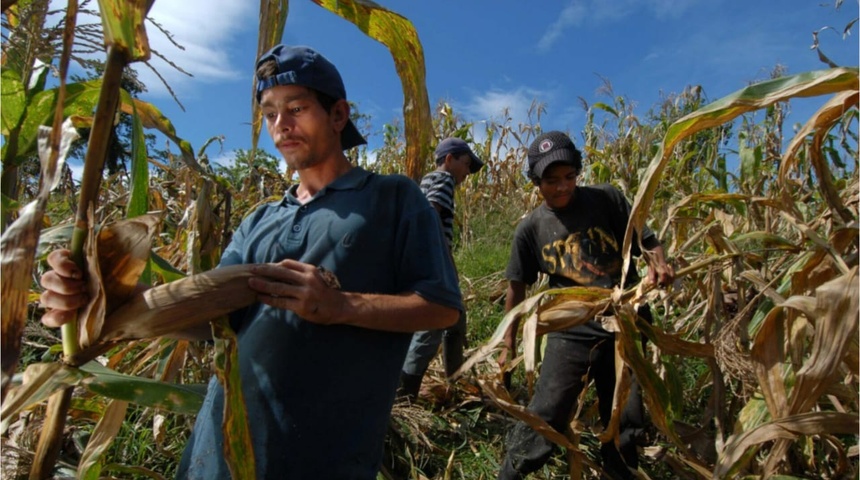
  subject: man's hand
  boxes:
[644,246,675,287]
[249,259,344,324]
[498,331,517,390]
[39,249,89,328]
[499,281,527,390]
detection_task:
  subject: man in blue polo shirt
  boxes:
[38,44,462,479]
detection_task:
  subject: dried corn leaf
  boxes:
[96,213,161,312]
[596,334,630,445]
[716,411,859,478]
[751,306,791,419]
[0,119,77,399]
[779,211,850,274]
[615,305,685,448]
[0,362,87,426]
[451,288,545,380]
[314,0,433,180]
[77,398,129,480]
[78,209,107,349]
[764,267,859,473]
[249,0,288,161]
[636,320,714,358]
[479,379,600,472]
[521,311,539,393]
[77,211,160,349]
[97,264,258,342]
[622,67,858,289]
[535,288,613,336]
[780,90,859,224]
[787,267,858,415]
[522,287,613,391]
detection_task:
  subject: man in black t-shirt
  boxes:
[497,131,674,480]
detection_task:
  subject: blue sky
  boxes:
[69,1,859,174]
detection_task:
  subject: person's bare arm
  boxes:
[249,259,459,332]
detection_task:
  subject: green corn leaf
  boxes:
[313,0,433,181]
[119,94,200,174]
[1,69,26,138]
[7,81,101,166]
[127,108,149,219]
[80,361,205,415]
[212,318,256,479]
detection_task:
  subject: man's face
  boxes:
[537,163,578,209]
[260,84,344,171]
[447,153,473,185]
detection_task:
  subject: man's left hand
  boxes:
[644,246,675,287]
[249,259,343,324]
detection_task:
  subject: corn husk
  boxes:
[96,264,258,343]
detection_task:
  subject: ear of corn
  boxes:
[97,264,258,343]
[78,213,160,348]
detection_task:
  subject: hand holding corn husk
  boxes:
[39,248,258,346]
[39,216,342,356]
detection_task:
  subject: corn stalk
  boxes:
[28,1,151,477]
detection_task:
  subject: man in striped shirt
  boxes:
[398,137,484,400]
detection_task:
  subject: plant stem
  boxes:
[62,45,128,359]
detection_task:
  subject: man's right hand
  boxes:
[498,324,520,391]
[500,281,527,391]
[39,249,89,328]
[498,340,515,391]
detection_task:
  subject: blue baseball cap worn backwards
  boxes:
[434,137,485,174]
[255,44,367,150]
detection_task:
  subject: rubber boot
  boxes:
[442,310,468,378]
[396,372,422,402]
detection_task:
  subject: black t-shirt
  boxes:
[505,184,659,339]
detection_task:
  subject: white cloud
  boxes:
[45,0,255,99]
[537,1,587,53]
[537,0,701,52]
[646,0,698,19]
[461,87,553,129]
[210,150,238,169]
[138,0,256,98]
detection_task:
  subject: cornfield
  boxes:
[1,1,857,479]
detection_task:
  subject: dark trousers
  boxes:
[401,309,467,382]
[497,308,651,480]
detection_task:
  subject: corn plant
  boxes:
[460,66,859,479]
